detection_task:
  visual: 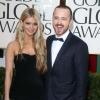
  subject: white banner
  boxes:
[66,0,100,54]
[0,0,59,48]
[0,0,100,54]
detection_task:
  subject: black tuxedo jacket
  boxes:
[46,32,88,100]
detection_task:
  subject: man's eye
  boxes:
[62,18,66,20]
[34,23,38,25]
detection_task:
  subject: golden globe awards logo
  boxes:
[72,0,100,38]
[66,0,100,54]
[0,0,52,36]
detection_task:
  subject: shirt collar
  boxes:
[55,30,70,42]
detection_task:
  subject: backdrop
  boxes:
[0,0,100,54]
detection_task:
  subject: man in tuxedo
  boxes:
[46,5,89,100]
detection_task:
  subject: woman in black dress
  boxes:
[4,7,47,100]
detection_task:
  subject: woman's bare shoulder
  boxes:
[6,40,19,54]
[7,40,18,48]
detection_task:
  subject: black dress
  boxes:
[10,54,45,100]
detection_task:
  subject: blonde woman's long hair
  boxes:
[16,7,47,74]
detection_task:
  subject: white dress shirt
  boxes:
[51,30,70,67]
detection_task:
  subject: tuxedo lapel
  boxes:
[53,32,73,68]
[47,36,55,71]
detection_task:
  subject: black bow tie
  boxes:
[53,37,64,42]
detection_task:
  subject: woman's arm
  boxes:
[4,42,15,100]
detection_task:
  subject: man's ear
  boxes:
[69,19,74,31]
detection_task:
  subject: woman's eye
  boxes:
[25,22,30,25]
